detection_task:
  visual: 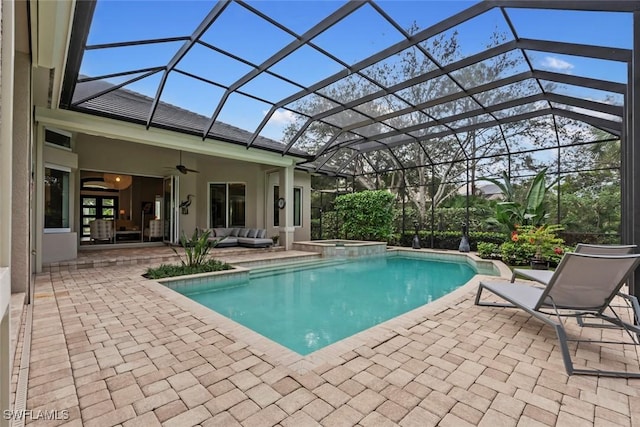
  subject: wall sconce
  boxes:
[119,209,126,219]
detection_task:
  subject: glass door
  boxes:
[81,196,118,239]
[163,176,179,244]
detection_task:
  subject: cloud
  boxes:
[541,56,574,71]
[267,109,296,125]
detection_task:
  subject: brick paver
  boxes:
[16,248,640,426]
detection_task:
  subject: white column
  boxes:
[0,0,15,423]
[278,165,295,250]
[11,51,29,294]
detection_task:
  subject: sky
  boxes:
[79,1,632,143]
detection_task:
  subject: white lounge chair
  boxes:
[476,252,640,377]
[89,219,114,243]
[511,243,637,284]
[146,219,163,241]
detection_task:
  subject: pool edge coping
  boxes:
[143,250,514,374]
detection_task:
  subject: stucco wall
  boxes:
[10,46,28,293]
[42,232,77,263]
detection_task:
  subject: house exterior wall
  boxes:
[72,134,312,243]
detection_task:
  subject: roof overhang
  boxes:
[31,0,76,108]
[35,107,301,168]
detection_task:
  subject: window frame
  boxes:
[44,127,72,151]
[44,164,71,233]
[273,185,302,227]
[207,182,247,228]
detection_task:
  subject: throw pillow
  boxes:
[247,229,258,238]
[238,228,250,237]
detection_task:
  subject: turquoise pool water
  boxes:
[180,256,475,355]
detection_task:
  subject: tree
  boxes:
[283,24,561,225]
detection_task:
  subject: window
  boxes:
[293,187,302,227]
[209,183,246,228]
[45,128,71,149]
[45,166,70,231]
[274,186,302,227]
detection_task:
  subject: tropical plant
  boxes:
[145,229,231,279]
[481,168,556,233]
[173,228,214,268]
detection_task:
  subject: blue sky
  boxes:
[80,1,632,142]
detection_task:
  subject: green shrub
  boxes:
[145,259,232,279]
[499,241,536,266]
[427,206,496,232]
[476,242,500,259]
[335,190,396,241]
[514,224,564,261]
[393,231,504,250]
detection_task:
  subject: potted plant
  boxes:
[271,235,279,246]
[513,225,564,270]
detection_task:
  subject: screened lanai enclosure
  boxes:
[61,0,640,291]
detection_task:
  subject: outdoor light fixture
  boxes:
[459,224,470,253]
[412,221,421,249]
[103,173,132,190]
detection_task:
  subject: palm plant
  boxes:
[481,168,556,233]
[172,228,213,268]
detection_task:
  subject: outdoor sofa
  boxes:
[206,227,273,248]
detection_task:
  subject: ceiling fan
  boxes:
[172,151,199,175]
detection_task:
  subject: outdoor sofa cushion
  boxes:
[206,228,271,248]
[237,237,274,248]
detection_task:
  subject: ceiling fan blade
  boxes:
[185,168,200,173]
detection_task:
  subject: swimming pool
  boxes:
[176,254,478,355]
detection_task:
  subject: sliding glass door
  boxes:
[209,183,246,228]
[163,176,180,244]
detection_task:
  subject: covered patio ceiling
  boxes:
[60,0,633,177]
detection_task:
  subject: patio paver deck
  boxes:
[16,251,640,426]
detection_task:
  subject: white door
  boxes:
[163,175,180,244]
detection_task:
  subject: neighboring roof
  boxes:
[60,0,633,177]
[458,182,504,200]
